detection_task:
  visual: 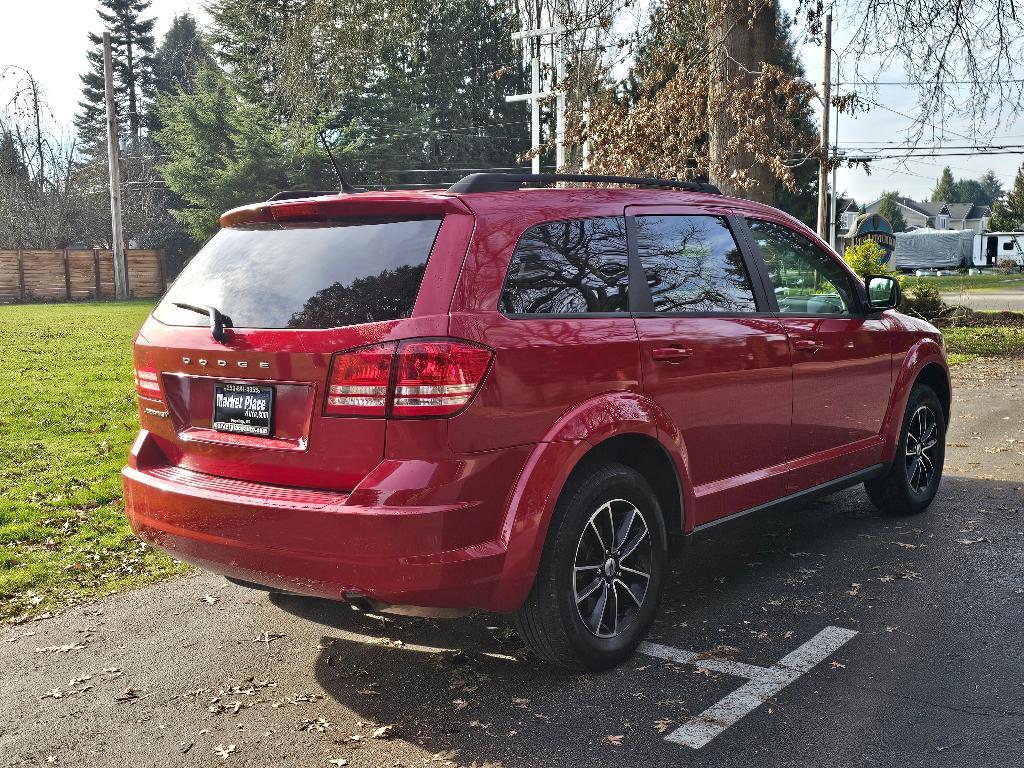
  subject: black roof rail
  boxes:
[447,172,721,195]
[266,190,345,202]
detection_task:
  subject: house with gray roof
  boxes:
[862,196,991,233]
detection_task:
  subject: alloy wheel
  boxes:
[905,405,940,494]
[572,499,652,638]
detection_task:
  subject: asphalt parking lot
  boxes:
[2,357,1022,768]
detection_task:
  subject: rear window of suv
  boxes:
[154,218,442,329]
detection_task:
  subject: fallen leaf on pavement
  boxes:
[34,644,86,654]
[214,744,236,759]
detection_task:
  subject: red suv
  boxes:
[123,173,949,670]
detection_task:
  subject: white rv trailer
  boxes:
[973,232,1024,270]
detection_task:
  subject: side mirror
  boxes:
[865,275,901,311]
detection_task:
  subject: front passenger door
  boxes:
[742,218,892,493]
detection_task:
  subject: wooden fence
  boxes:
[0,249,166,303]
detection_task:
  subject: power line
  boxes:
[840,91,1000,148]
[834,79,1024,86]
[359,165,533,174]
[872,150,1024,159]
[839,143,1024,150]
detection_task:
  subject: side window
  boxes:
[634,215,758,313]
[747,219,858,316]
[500,217,629,314]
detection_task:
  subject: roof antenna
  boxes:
[318,128,362,193]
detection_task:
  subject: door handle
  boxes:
[652,347,694,362]
[791,338,825,353]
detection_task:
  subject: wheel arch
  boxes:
[915,361,951,425]
[881,339,950,464]
[569,433,684,544]
[486,391,689,612]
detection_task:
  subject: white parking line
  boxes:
[638,626,858,749]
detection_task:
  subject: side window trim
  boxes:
[731,216,781,313]
[624,211,773,316]
[625,215,655,313]
[726,214,775,313]
[739,216,868,317]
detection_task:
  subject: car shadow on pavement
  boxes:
[268,474,1021,767]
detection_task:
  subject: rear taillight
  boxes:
[325,343,396,417]
[134,368,162,399]
[324,339,492,418]
[392,341,492,417]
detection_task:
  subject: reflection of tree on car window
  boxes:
[501,218,629,314]
[635,215,757,313]
[289,264,426,328]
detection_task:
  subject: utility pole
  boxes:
[507,25,565,174]
[830,100,840,249]
[816,13,832,241]
[103,32,128,300]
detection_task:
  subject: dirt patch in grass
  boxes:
[935,308,1024,328]
[0,302,187,621]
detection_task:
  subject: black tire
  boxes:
[865,384,946,515]
[513,461,667,671]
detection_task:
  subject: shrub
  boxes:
[997,258,1022,274]
[900,282,946,320]
[843,240,892,280]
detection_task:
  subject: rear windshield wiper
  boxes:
[172,302,233,343]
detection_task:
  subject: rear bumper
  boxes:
[122,436,531,610]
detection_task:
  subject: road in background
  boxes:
[941,281,1024,310]
[2,357,1022,768]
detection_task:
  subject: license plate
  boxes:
[213,383,274,437]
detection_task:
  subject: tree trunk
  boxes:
[707,0,776,203]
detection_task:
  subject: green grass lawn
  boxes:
[906,273,1024,292]
[943,325,1024,365]
[0,302,186,620]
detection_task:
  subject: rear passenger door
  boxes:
[626,206,792,525]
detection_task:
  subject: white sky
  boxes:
[1,0,1021,205]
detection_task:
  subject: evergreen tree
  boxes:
[930,167,955,202]
[148,13,213,272]
[338,0,529,185]
[951,178,985,205]
[153,13,211,100]
[989,163,1024,231]
[978,170,1004,207]
[208,0,303,117]
[75,0,156,154]
[0,131,30,181]
[157,65,291,241]
[877,190,907,231]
